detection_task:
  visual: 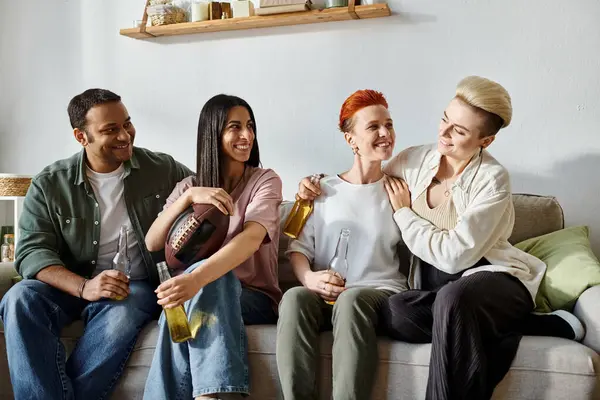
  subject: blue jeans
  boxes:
[0,278,159,400]
[240,285,278,325]
[143,261,277,399]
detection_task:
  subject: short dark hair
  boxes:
[480,111,504,137]
[196,94,260,188]
[67,89,121,130]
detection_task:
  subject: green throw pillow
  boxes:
[515,226,600,313]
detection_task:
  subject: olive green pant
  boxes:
[276,286,392,400]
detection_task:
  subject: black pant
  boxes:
[381,271,533,400]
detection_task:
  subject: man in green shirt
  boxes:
[0,89,192,399]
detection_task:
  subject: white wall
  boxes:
[0,0,83,158]
[1,0,599,251]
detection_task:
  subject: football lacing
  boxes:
[171,215,200,251]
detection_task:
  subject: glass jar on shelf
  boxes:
[1,234,15,262]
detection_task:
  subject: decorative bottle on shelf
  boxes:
[156,262,193,343]
[283,174,321,239]
[324,228,350,305]
[1,234,14,263]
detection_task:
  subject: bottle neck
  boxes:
[156,262,171,283]
[335,233,349,259]
[117,227,128,254]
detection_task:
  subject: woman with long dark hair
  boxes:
[143,94,283,399]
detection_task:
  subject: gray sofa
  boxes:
[1,194,599,399]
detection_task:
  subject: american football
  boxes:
[164,203,230,271]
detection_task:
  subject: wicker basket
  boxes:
[147,5,187,26]
[0,174,32,197]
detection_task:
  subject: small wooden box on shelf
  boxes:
[120,0,391,39]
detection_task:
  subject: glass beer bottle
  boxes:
[112,225,131,300]
[283,174,321,239]
[156,262,193,343]
[324,228,350,305]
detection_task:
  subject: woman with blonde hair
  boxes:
[379,76,550,399]
[297,76,583,399]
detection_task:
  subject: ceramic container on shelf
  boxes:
[325,0,348,8]
[191,0,210,21]
[232,0,254,17]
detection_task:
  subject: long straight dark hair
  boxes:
[195,94,260,188]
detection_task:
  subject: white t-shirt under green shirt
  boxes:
[86,164,146,279]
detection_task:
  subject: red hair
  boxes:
[338,89,389,132]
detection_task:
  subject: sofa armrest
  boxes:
[573,285,600,353]
[0,262,19,300]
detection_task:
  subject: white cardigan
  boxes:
[384,144,546,303]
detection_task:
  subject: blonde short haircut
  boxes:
[456,76,512,136]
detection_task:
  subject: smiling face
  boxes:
[437,97,496,161]
[74,101,135,171]
[220,106,255,164]
[344,105,395,161]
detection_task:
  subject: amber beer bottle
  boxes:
[324,228,350,305]
[156,262,193,343]
[283,174,321,239]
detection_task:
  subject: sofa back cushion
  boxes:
[509,194,564,244]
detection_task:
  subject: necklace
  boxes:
[226,165,247,194]
[432,177,451,197]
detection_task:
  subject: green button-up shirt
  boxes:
[15,147,193,286]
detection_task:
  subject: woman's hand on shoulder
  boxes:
[184,187,234,216]
[384,175,411,212]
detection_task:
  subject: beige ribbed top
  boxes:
[412,190,458,230]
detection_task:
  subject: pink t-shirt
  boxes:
[164,167,283,305]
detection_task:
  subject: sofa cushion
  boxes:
[244,325,600,399]
[1,322,598,400]
[3,320,590,379]
[245,325,598,376]
[509,194,564,244]
[515,226,600,313]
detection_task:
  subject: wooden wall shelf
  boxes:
[120,2,391,39]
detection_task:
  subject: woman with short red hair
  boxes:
[276,90,408,399]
